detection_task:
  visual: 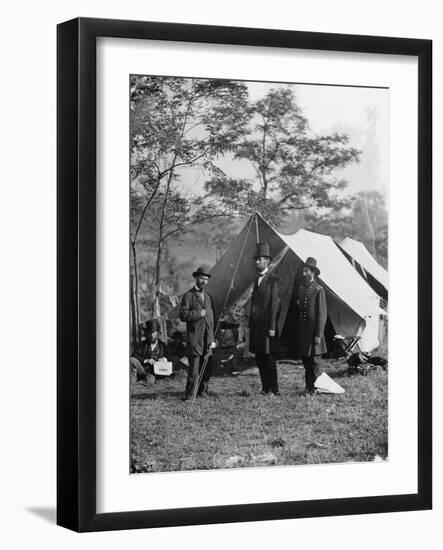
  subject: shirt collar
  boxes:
[257,268,269,277]
[194,285,204,292]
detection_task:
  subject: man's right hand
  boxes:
[200,309,206,317]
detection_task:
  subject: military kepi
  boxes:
[192,266,211,278]
[303,257,320,276]
[254,242,272,259]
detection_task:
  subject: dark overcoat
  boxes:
[249,272,280,355]
[179,287,215,357]
[293,279,328,358]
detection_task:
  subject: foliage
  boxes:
[205,87,361,226]
[188,217,244,263]
[305,190,388,267]
[130,76,249,286]
[130,75,248,200]
[130,78,371,332]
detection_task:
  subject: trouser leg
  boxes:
[266,354,278,393]
[186,355,200,396]
[302,356,323,391]
[302,357,315,392]
[255,354,269,392]
[199,355,212,394]
[312,357,323,380]
[130,357,145,382]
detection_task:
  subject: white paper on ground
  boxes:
[315,372,345,394]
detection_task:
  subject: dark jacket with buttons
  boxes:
[293,279,327,358]
[179,287,215,357]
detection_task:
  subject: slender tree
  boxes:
[130,76,249,328]
[206,87,361,225]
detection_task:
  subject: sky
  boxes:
[179,79,389,201]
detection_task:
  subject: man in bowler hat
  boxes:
[293,257,327,394]
[248,242,281,396]
[179,266,216,399]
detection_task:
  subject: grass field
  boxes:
[130,360,388,473]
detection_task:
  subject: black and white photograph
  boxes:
[129,75,389,474]
[0,0,438,543]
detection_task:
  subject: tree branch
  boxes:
[160,212,232,242]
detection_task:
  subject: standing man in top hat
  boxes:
[179,266,216,399]
[249,242,281,396]
[293,257,327,394]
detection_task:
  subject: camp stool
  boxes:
[333,335,361,359]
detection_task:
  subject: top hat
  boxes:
[192,266,211,279]
[254,242,272,259]
[302,257,320,276]
[144,318,161,333]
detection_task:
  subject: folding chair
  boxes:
[333,335,362,359]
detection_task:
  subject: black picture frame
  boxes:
[57,17,432,532]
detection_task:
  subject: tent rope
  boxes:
[186,214,256,415]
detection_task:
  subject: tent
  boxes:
[170,213,384,353]
[337,237,388,302]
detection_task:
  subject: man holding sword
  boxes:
[180,266,217,400]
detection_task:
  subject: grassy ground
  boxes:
[130,360,388,473]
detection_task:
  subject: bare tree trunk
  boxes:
[130,271,137,347]
[131,240,140,341]
[155,176,172,287]
[153,85,194,287]
[261,115,268,199]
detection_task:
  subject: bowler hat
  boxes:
[254,242,272,259]
[192,266,211,279]
[145,318,160,333]
[303,257,320,276]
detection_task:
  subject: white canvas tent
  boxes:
[279,229,383,352]
[170,213,384,354]
[338,237,388,301]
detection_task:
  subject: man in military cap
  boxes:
[179,266,217,399]
[249,242,281,396]
[130,318,167,383]
[293,257,327,394]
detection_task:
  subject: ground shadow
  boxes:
[26,507,56,524]
[132,390,184,400]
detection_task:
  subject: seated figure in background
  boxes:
[130,318,167,383]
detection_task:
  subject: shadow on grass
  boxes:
[132,390,184,400]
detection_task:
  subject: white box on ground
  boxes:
[153,361,173,376]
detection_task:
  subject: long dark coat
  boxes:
[179,287,215,357]
[249,272,280,355]
[293,279,327,358]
